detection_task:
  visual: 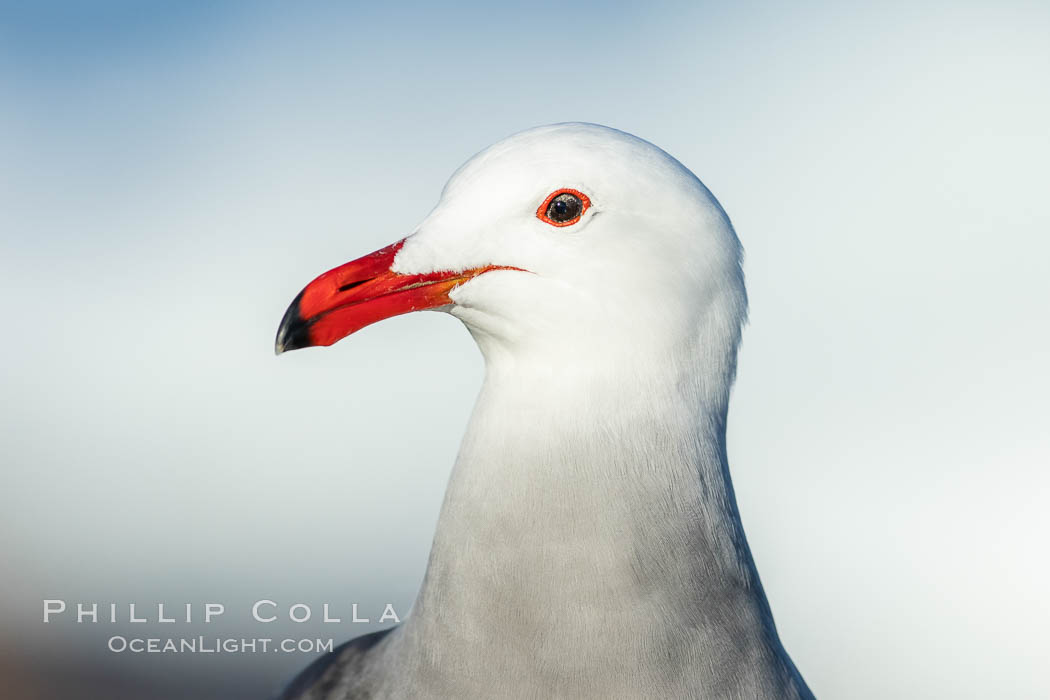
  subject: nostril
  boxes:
[338,278,373,293]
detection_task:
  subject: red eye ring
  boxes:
[536,188,591,227]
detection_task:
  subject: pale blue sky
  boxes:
[2,2,1049,698]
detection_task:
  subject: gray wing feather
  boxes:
[275,627,396,700]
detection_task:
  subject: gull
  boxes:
[274,123,813,699]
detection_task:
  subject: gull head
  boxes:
[276,123,746,369]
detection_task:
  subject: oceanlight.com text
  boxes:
[107,636,335,654]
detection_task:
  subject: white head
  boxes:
[276,123,746,391]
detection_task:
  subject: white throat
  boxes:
[381,330,805,698]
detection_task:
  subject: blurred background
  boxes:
[2,1,1048,698]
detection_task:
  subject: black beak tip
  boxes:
[275,291,311,355]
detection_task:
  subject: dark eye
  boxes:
[537,188,591,227]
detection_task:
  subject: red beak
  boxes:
[275,239,515,354]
